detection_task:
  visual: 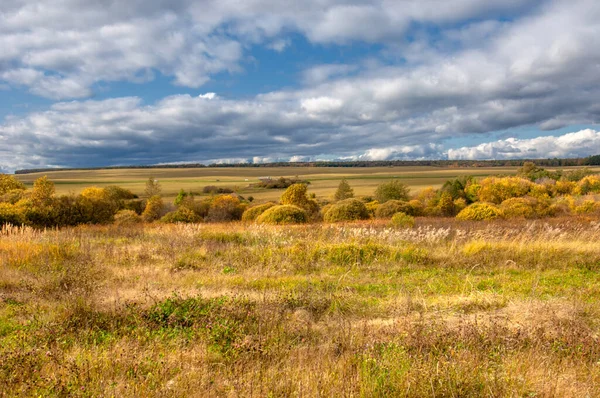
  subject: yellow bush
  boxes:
[242,202,276,222]
[477,177,533,204]
[142,195,164,222]
[456,203,503,221]
[500,197,537,218]
[453,198,467,213]
[281,183,320,219]
[0,174,25,195]
[365,201,379,218]
[390,212,415,228]
[553,180,576,196]
[0,203,26,226]
[206,195,246,222]
[256,205,308,225]
[574,175,600,195]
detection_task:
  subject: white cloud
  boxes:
[448,129,600,160]
[198,92,217,100]
[0,0,544,99]
[2,0,600,170]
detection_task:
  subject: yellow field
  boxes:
[17,165,599,202]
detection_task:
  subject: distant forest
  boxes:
[14,154,600,175]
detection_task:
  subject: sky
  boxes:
[1,0,600,172]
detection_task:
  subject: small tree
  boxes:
[334,179,354,201]
[145,177,162,197]
[374,180,410,203]
[174,189,189,206]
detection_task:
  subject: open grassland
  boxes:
[19,166,599,202]
[2,218,600,397]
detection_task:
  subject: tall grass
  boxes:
[1,217,600,396]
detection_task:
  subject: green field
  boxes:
[17,166,600,202]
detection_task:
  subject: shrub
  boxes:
[477,177,533,204]
[574,175,600,195]
[334,179,354,201]
[375,200,420,218]
[500,197,537,219]
[280,183,320,219]
[122,199,145,215]
[391,212,415,228]
[254,177,309,189]
[206,195,246,222]
[241,202,276,222]
[374,180,410,203]
[161,207,202,223]
[323,198,369,222]
[553,180,576,196]
[174,189,189,206]
[0,189,27,204]
[436,191,456,216]
[256,205,308,225]
[456,203,504,221]
[79,187,119,223]
[202,186,234,194]
[105,185,137,199]
[453,198,468,213]
[0,174,25,195]
[0,203,26,226]
[114,210,141,226]
[142,195,165,222]
[441,176,474,200]
[365,200,379,217]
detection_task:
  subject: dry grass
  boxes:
[2,217,600,397]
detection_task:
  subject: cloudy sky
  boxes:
[1,0,600,172]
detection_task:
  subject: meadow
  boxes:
[2,218,600,397]
[15,166,553,201]
[3,165,600,397]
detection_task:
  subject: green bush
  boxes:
[256,205,308,225]
[374,180,410,203]
[323,198,369,222]
[241,202,276,222]
[456,203,504,221]
[161,207,202,223]
[391,212,415,228]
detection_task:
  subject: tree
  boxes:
[31,176,55,207]
[374,180,410,203]
[145,177,162,197]
[174,189,189,206]
[334,179,354,201]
